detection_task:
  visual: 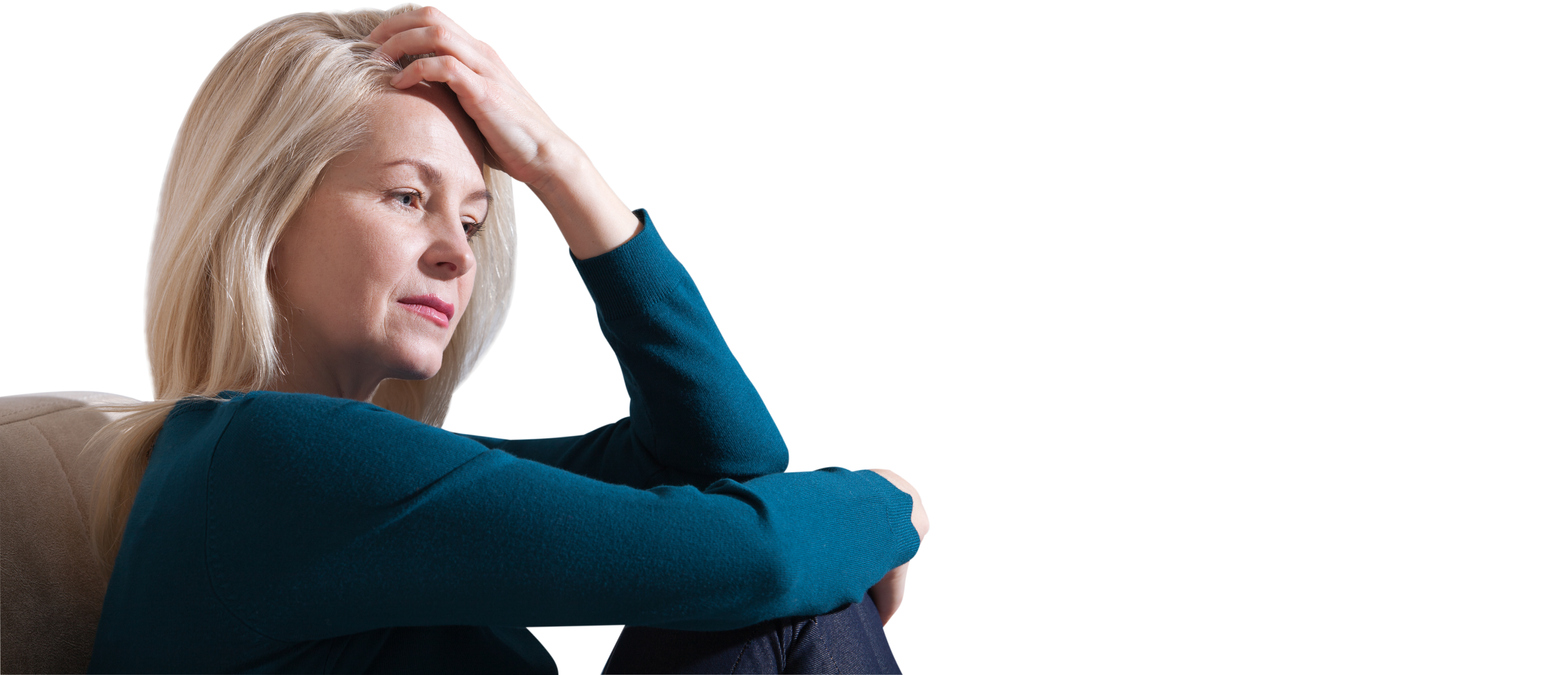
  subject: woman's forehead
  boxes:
[356,86,486,181]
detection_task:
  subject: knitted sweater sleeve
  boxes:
[458,210,787,489]
[204,391,918,638]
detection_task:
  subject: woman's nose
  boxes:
[421,220,476,280]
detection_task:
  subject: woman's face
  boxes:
[269,85,489,400]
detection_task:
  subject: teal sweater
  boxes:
[89,212,919,673]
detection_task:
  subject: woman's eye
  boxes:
[393,190,421,208]
[464,221,486,240]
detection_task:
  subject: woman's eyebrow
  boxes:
[381,158,492,206]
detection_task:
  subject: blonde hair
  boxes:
[88,5,516,570]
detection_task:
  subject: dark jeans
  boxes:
[602,595,901,674]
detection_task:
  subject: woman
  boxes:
[87,5,926,673]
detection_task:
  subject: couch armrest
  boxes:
[1,392,140,674]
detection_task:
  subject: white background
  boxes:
[4,1,1551,672]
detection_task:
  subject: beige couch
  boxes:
[0,392,137,674]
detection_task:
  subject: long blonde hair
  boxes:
[89,5,516,570]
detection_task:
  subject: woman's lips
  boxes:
[397,294,454,328]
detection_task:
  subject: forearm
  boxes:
[208,396,920,636]
[528,141,643,260]
[576,213,789,482]
[466,213,788,487]
[512,143,787,483]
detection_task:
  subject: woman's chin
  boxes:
[384,353,444,382]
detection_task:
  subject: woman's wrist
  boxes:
[527,141,642,260]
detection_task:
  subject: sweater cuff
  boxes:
[571,209,686,320]
[859,470,922,565]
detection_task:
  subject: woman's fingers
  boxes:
[868,563,909,625]
[391,54,483,97]
[868,469,928,543]
[374,24,496,77]
[367,6,570,188]
[366,6,475,54]
[392,54,559,185]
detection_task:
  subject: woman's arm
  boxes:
[202,392,918,638]
[460,210,788,488]
[370,10,786,488]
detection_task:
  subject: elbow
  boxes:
[735,431,789,477]
[748,442,788,477]
[689,438,787,481]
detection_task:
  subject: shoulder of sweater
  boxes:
[211,390,414,433]
[199,391,495,503]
